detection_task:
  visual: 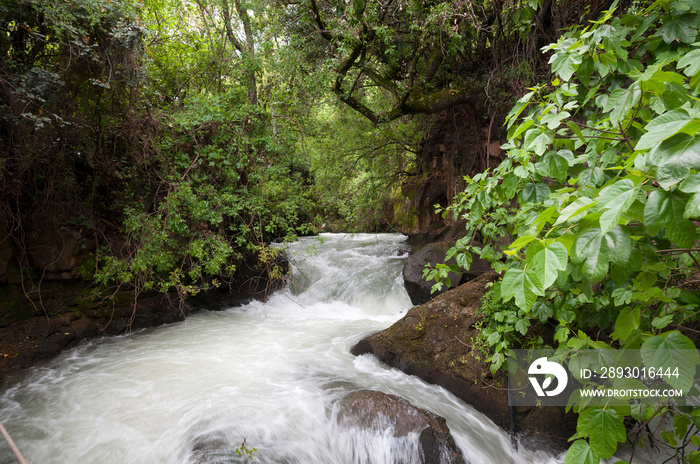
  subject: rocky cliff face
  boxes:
[392,104,504,235]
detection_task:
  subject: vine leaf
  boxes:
[636,108,698,150]
[648,133,700,189]
[644,189,697,248]
[612,306,640,342]
[576,408,626,459]
[522,182,551,204]
[597,179,637,234]
[530,242,568,288]
[571,226,631,282]
[642,331,700,392]
[564,440,602,464]
[500,268,544,310]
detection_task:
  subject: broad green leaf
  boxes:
[510,118,535,140]
[679,173,700,193]
[606,226,632,266]
[648,134,700,189]
[515,318,530,335]
[551,50,583,81]
[572,227,631,281]
[533,206,559,233]
[528,129,553,156]
[642,331,700,392]
[656,15,698,44]
[644,189,697,247]
[537,151,571,181]
[674,413,691,438]
[532,300,554,322]
[604,84,641,127]
[578,167,606,187]
[597,179,638,234]
[678,49,700,77]
[566,121,587,143]
[531,242,568,288]
[652,314,674,329]
[508,235,536,252]
[577,408,626,459]
[500,268,544,310]
[612,306,640,341]
[507,90,536,128]
[685,193,700,218]
[636,109,696,150]
[522,182,551,204]
[610,248,643,286]
[554,197,596,226]
[564,440,601,464]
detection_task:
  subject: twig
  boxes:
[0,421,29,464]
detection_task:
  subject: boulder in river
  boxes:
[337,390,467,464]
[402,222,492,305]
[352,272,576,449]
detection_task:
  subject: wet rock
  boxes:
[352,272,576,448]
[402,221,492,306]
[337,390,467,464]
[403,241,463,305]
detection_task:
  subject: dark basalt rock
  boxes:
[337,390,467,464]
[352,272,576,450]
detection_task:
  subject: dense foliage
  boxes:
[0,0,421,305]
[426,0,700,462]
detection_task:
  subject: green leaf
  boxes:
[611,248,643,286]
[636,109,697,150]
[515,318,530,335]
[685,193,700,218]
[679,173,700,193]
[564,440,601,464]
[612,306,640,341]
[528,129,553,156]
[566,121,587,144]
[577,408,626,459]
[572,227,631,281]
[678,49,700,77]
[507,90,536,129]
[508,235,536,252]
[554,197,596,226]
[657,16,698,44]
[642,331,700,392]
[652,314,674,330]
[604,84,641,127]
[674,413,691,438]
[510,118,535,140]
[500,268,544,310]
[644,189,697,248]
[537,151,571,181]
[532,301,554,322]
[551,49,583,82]
[522,182,551,204]
[597,179,638,234]
[648,134,700,189]
[530,242,568,288]
[578,167,606,187]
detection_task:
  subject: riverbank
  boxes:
[0,272,280,378]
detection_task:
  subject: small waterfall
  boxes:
[0,234,561,464]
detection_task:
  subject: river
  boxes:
[0,233,562,464]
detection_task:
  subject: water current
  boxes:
[0,233,570,464]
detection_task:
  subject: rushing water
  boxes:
[0,233,562,464]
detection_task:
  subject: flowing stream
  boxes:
[0,233,562,464]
